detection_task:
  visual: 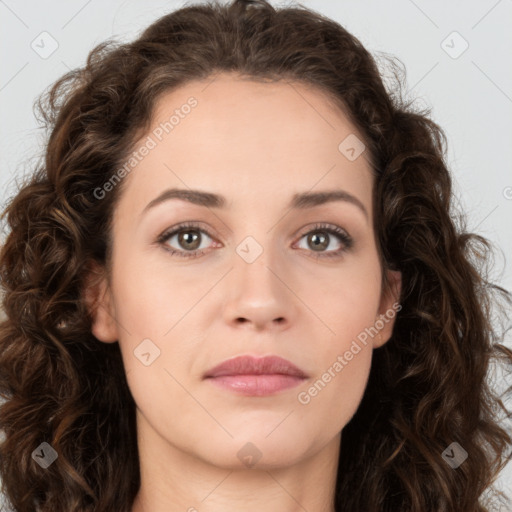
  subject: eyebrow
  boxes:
[141,187,368,219]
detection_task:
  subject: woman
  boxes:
[0,0,511,510]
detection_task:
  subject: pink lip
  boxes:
[203,355,308,396]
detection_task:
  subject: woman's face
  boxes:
[87,72,401,469]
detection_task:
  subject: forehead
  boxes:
[150,73,364,155]
[116,73,373,220]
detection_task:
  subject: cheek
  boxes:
[296,337,373,437]
[311,256,382,340]
[109,254,210,403]
[111,249,201,337]
[296,257,381,427]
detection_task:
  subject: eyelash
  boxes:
[156,222,354,260]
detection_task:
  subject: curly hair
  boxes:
[1,0,511,510]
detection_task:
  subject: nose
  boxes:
[221,249,298,332]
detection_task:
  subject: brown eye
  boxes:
[157,223,215,257]
[177,229,202,250]
[307,231,329,251]
[295,223,353,259]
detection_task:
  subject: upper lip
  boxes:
[203,355,308,379]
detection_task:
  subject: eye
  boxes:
[294,223,353,259]
[156,221,353,259]
[156,222,216,258]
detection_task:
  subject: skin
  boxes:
[85,72,401,512]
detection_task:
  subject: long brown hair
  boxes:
[1,0,511,510]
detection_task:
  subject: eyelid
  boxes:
[293,223,353,256]
[156,221,217,250]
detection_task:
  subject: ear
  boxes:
[83,260,119,343]
[373,268,402,349]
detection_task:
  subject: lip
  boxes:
[203,355,308,397]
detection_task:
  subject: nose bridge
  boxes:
[222,228,296,329]
[233,231,285,300]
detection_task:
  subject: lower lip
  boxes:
[205,374,306,396]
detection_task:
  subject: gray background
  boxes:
[0,0,511,508]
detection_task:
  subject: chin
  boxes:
[191,428,318,470]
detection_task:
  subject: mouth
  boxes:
[203,355,308,397]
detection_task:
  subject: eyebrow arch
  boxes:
[141,187,368,219]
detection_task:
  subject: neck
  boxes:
[131,410,340,512]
